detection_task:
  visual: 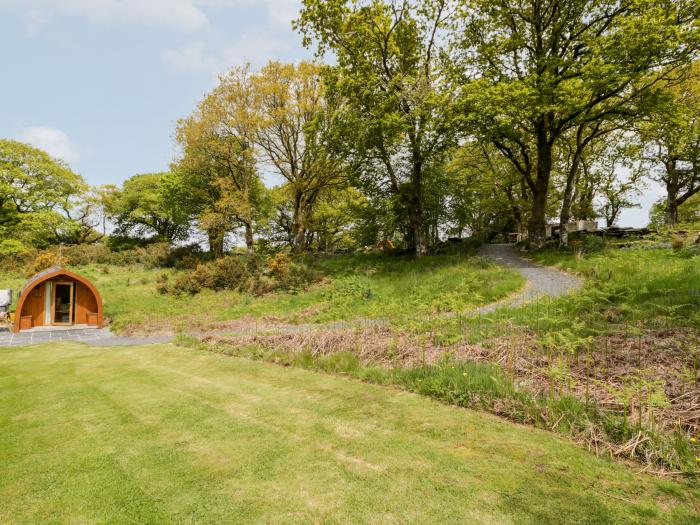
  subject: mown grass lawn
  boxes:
[1,343,698,524]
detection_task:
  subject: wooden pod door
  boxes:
[51,282,74,325]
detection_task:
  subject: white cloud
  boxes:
[163,28,299,76]
[261,0,301,28]
[5,0,305,71]
[18,126,79,164]
[4,0,302,34]
[220,29,293,67]
[162,41,222,73]
[6,0,211,33]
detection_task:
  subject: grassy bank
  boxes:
[2,342,699,524]
[0,251,524,334]
[410,245,700,345]
[385,244,700,473]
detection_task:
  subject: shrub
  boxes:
[160,253,322,296]
[0,239,29,257]
[276,261,323,293]
[59,242,204,269]
[105,235,154,251]
[29,250,67,276]
[210,256,252,290]
[582,235,606,252]
[671,237,685,251]
[267,252,292,277]
[63,244,112,266]
[168,266,212,295]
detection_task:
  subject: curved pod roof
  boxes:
[14,266,104,333]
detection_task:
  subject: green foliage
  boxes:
[172,70,271,254]
[105,173,189,243]
[158,254,322,296]
[449,0,700,243]
[0,239,28,257]
[649,193,700,229]
[306,186,367,251]
[297,0,459,255]
[525,246,700,331]
[638,62,700,226]
[0,139,93,250]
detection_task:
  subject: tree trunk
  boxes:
[409,155,427,257]
[559,186,574,248]
[665,198,678,226]
[244,222,254,252]
[606,210,616,228]
[529,187,549,248]
[208,230,225,258]
[529,128,553,249]
[665,161,679,226]
[291,193,306,253]
[528,114,552,248]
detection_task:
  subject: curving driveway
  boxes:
[476,243,583,314]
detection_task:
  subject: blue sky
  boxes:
[0,0,310,187]
[0,0,659,226]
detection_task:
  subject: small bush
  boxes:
[45,241,206,269]
[160,253,322,296]
[267,252,292,277]
[29,250,67,275]
[276,262,323,293]
[582,235,606,252]
[62,244,112,266]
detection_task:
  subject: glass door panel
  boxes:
[53,283,74,325]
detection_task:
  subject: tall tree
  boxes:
[638,63,700,225]
[0,139,88,249]
[452,0,700,246]
[445,141,527,240]
[60,187,110,245]
[251,61,345,253]
[106,173,190,243]
[174,70,270,255]
[0,139,84,226]
[296,0,458,256]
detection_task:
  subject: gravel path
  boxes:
[476,243,583,314]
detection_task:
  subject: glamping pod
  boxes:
[13,266,103,333]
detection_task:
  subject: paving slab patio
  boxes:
[0,326,173,347]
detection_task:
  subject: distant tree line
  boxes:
[1,0,699,257]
